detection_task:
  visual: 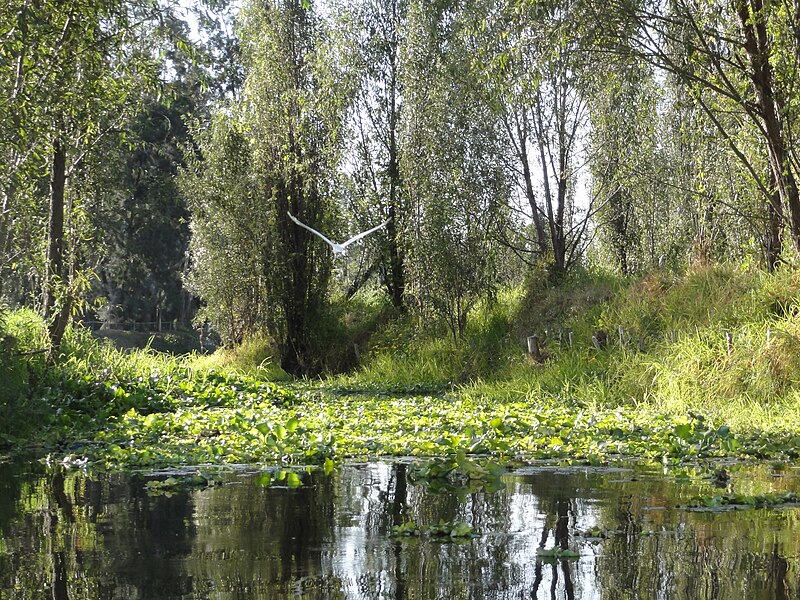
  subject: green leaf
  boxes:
[449,522,474,537]
[537,547,580,560]
[254,472,272,486]
[673,423,693,440]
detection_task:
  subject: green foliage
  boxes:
[587,53,661,275]
[181,115,267,344]
[592,266,800,426]
[8,264,800,475]
[193,333,290,380]
[345,263,800,438]
[5,307,49,359]
[390,521,422,537]
[408,453,506,493]
[0,306,20,433]
[685,492,800,511]
[338,293,518,390]
[182,0,353,375]
[0,308,50,440]
[513,267,620,342]
[35,368,793,470]
[402,0,512,338]
[253,468,307,488]
[0,0,171,319]
[390,519,475,540]
[537,547,580,561]
[189,293,393,377]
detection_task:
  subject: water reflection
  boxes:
[0,459,799,599]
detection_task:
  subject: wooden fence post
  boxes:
[527,335,543,362]
[592,329,608,350]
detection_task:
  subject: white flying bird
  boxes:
[288,211,389,257]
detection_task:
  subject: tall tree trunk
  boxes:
[386,205,405,309]
[0,185,12,298]
[736,0,800,252]
[533,97,560,267]
[765,187,783,271]
[509,113,548,254]
[280,170,312,377]
[534,115,567,279]
[44,138,71,359]
[386,81,406,310]
[553,162,568,278]
[608,186,631,274]
[278,130,329,376]
[519,138,548,254]
[384,6,406,311]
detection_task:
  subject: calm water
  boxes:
[1,458,799,599]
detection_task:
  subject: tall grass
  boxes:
[333,291,523,390]
[190,333,290,380]
[347,264,800,432]
[0,308,50,438]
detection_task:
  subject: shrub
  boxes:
[0,308,49,438]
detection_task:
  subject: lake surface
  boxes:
[1,457,799,599]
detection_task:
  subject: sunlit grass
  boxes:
[351,263,800,436]
[190,333,290,381]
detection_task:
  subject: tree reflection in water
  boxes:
[0,460,799,598]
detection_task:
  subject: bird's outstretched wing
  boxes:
[287,212,337,249]
[340,219,390,249]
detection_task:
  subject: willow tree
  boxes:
[402,0,510,339]
[0,0,169,357]
[470,0,600,280]
[185,0,346,375]
[335,0,409,309]
[183,114,266,344]
[584,48,656,274]
[597,0,800,269]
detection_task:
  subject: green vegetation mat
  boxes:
[22,371,800,470]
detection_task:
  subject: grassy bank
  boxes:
[341,264,800,431]
[3,264,800,469]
